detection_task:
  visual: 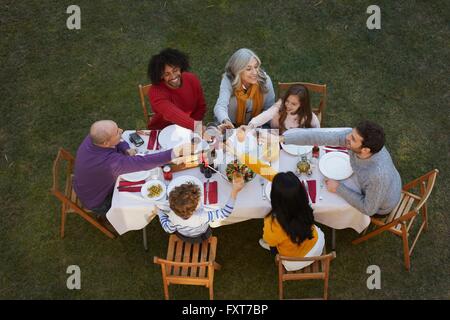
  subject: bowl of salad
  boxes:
[225,160,255,183]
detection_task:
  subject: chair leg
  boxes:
[352,229,380,245]
[209,285,214,300]
[278,265,284,300]
[352,219,401,245]
[401,223,411,271]
[279,280,283,300]
[323,280,329,300]
[163,280,170,300]
[409,221,426,256]
[143,226,148,251]
[331,228,336,251]
[422,208,428,232]
[77,211,116,239]
[60,205,67,239]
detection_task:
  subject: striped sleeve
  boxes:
[206,197,236,222]
[157,210,176,233]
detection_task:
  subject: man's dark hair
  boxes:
[355,120,385,154]
[147,48,190,84]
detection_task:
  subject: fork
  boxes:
[259,176,267,200]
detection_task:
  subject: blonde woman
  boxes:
[214,48,275,128]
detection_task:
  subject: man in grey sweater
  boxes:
[279,121,402,216]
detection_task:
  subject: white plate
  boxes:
[120,170,150,182]
[281,143,313,156]
[141,180,166,201]
[319,152,353,180]
[158,124,208,153]
[166,175,204,204]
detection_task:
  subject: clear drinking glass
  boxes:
[204,122,222,144]
[149,167,162,180]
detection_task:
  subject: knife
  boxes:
[207,165,231,183]
[205,179,210,205]
[303,180,312,204]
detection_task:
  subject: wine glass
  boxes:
[204,122,222,145]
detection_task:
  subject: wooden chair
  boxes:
[153,234,221,300]
[276,251,336,300]
[138,84,154,128]
[352,169,439,271]
[278,82,327,126]
[51,148,116,239]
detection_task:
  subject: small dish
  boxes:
[141,180,166,201]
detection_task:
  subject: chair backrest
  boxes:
[51,147,78,206]
[138,84,153,126]
[153,234,219,299]
[276,251,336,300]
[51,148,117,239]
[278,82,327,126]
[384,169,439,231]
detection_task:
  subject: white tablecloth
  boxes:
[106,130,370,235]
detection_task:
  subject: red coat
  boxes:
[148,72,207,130]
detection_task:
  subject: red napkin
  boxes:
[118,180,145,187]
[204,181,218,205]
[325,145,348,154]
[306,180,316,203]
[117,186,142,192]
[147,130,160,150]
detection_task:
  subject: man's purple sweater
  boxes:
[73,135,173,210]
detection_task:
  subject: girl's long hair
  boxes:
[267,172,315,244]
[278,84,313,133]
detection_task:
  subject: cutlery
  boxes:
[117,185,144,189]
[164,180,169,200]
[303,180,312,204]
[207,165,231,183]
[322,146,348,153]
[153,130,160,151]
[117,184,144,190]
[259,176,266,200]
[136,130,151,136]
[205,179,210,205]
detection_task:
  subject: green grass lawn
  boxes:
[1,0,449,299]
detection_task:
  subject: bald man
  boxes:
[73,120,192,223]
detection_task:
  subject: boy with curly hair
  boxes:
[157,174,244,243]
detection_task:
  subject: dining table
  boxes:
[106,128,370,251]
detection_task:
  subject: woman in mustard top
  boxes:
[260,172,323,261]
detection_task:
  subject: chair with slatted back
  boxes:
[276,251,336,300]
[138,84,154,128]
[51,148,116,239]
[278,82,327,126]
[352,169,439,271]
[153,234,221,300]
